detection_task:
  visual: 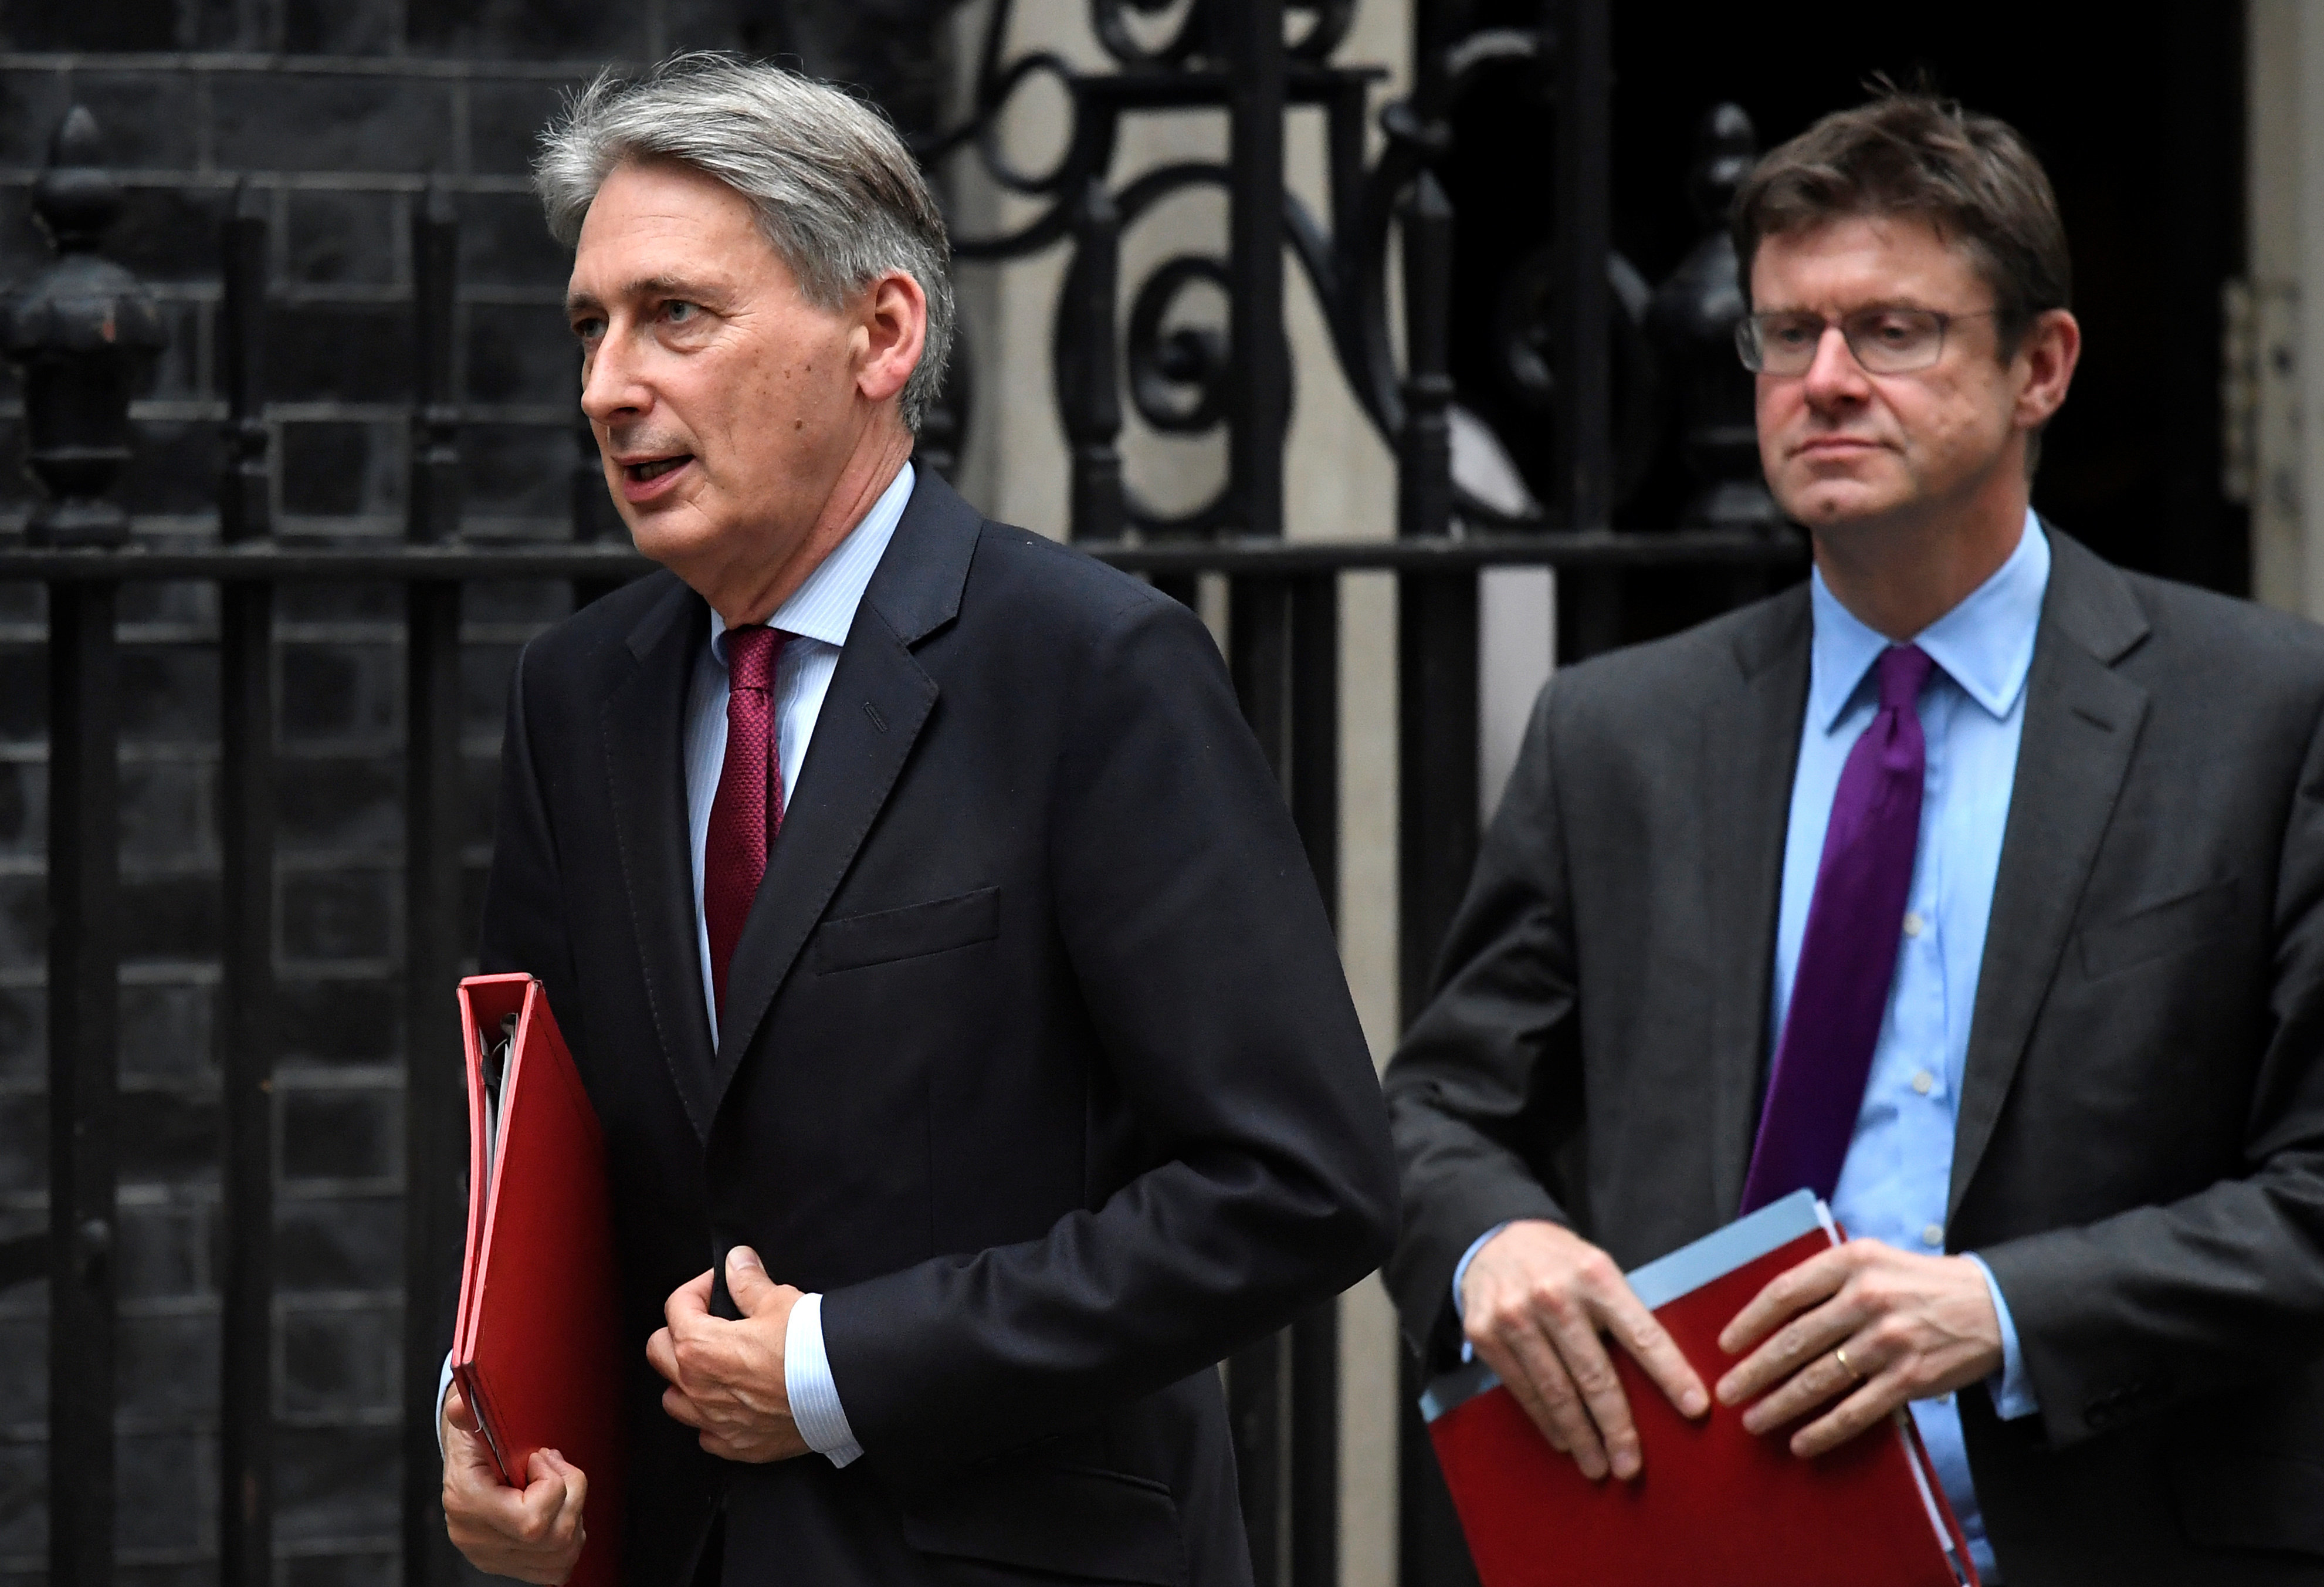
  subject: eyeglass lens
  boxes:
[1736,308,1949,375]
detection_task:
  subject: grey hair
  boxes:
[534,52,956,432]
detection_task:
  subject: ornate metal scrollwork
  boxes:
[916,1,1775,539]
[919,0,1390,537]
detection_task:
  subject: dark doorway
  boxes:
[1608,0,2247,598]
[1444,1,2247,655]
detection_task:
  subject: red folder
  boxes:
[1423,1191,1978,1587]
[450,973,626,1587]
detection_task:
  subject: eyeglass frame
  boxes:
[1733,304,2003,377]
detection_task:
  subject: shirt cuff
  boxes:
[436,1356,458,1459]
[1452,1221,1513,1362]
[1967,1252,2039,1420]
[785,1292,863,1467]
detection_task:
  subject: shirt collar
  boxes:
[1805,507,2051,732]
[709,460,916,663]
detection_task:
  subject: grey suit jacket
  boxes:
[1384,531,2324,1584]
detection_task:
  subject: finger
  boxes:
[513,1451,570,1542]
[1719,1294,1862,1409]
[441,1398,511,1492]
[1511,1331,1603,1473]
[1535,1307,1639,1480]
[1740,1341,1868,1436]
[1469,1329,1571,1457]
[537,1450,590,1546]
[1791,1368,1907,1459]
[1598,1290,1709,1419]
[1719,1247,1852,1356]
[444,1383,480,1434]
[665,1269,714,1328]
[662,1384,712,1431]
[646,1325,681,1387]
[726,1246,776,1314]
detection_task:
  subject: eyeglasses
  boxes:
[1734,306,1999,376]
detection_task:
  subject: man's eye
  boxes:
[1768,320,1819,348]
[666,301,699,324]
[572,316,605,340]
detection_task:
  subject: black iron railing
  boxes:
[1,5,1804,1586]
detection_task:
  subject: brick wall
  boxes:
[0,3,955,1583]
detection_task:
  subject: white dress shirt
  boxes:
[440,462,913,1471]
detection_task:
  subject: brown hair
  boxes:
[1732,88,2071,359]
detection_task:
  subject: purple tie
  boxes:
[1739,644,1936,1214]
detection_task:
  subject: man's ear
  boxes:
[2012,306,2080,433]
[856,269,929,408]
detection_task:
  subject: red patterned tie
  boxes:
[703,625,787,1016]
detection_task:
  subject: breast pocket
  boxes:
[809,886,1000,974]
[2077,877,2239,983]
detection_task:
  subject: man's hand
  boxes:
[1715,1239,2003,1458]
[646,1246,810,1463]
[440,1382,588,1584]
[1459,1220,1710,1481]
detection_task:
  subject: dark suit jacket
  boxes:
[1384,530,2324,1584]
[476,471,1397,1587]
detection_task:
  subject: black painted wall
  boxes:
[0,4,953,1584]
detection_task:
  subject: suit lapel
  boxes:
[1705,590,1812,1219]
[1949,532,2151,1219]
[599,576,723,1137]
[705,471,983,1115]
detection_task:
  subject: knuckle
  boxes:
[1536,1286,1583,1326]
[1570,1362,1616,1399]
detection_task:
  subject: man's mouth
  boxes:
[625,455,692,482]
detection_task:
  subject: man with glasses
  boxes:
[1386,89,2324,1584]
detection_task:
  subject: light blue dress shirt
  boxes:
[680,461,916,1470]
[1452,509,2047,1580]
[435,462,914,1473]
[1774,509,2048,1579]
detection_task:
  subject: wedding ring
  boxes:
[1834,1345,1863,1382]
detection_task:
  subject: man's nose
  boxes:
[578,336,648,427]
[1800,324,1869,407]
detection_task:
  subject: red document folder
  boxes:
[450,974,626,1587]
[1423,1190,1979,1587]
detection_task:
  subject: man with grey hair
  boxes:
[438,53,1395,1587]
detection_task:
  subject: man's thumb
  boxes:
[726,1246,774,1312]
